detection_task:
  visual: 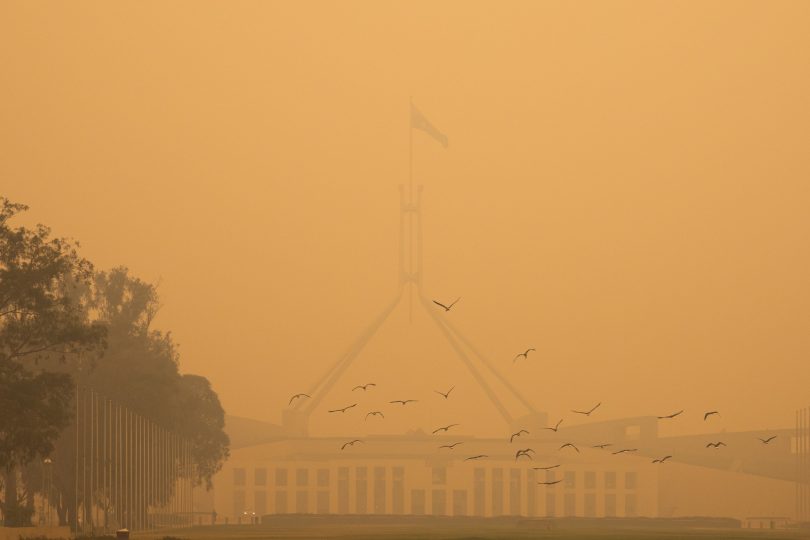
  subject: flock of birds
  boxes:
[286,297,780,487]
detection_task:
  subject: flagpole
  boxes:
[408,96,414,324]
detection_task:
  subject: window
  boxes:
[254,491,267,515]
[275,491,287,513]
[625,425,641,440]
[254,468,267,486]
[432,489,447,515]
[296,490,309,513]
[492,468,504,515]
[275,468,288,487]
[411,489,425,515]
[233,490,245,516]
[233,468,246,487]
[564,471,576,489]
[296,468,309,487]
[317,468,329,488]
[584,471,596,489]
[545,470,557,483]
[356,467,368,514]
[374,467,386,514]
[453,489,467,516]
[509,469,521,515]
[625,493,637,517]
[604,494,616,517]
[316,491,329,514]
[473,468,485,517]
[564,493,576,516]
[337,467,349,514]
[432,466,447,485]
[625,471,637,490]
[392,467,405,514]
[527,468,537,517]
[584,493,596,517]
[604,471,616,489]
[545,493,556,517]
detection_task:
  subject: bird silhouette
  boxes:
[288,393,311,405]
[515,448,535,461]
[543,419,563,432]
[652,455,673,463]
[759,436,777,444]
[340,439,362,450]
[432,424,460,434]
[572,402,601,416]
[532,464,561,471]
[328,403,357,413]
[658,410,684,419]
[365,411,384,420]
[435,386,455,399]
[390,399,418,406]
[704,411,720,420]
[433,298,460,312]
[439,442,463,450]
[592,443,612,449]
[612,448,638,455]
[352,383,376,392]
[510,429,529,443]
[537,479,563,486]
[513,348,536,362]
[465,455,487,461]
[559,443,579,453]
[706,442,726,448]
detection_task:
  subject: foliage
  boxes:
[0,198,106,367]
[1,199,229,527]
[174,374,230,488]
[0,360,73,471]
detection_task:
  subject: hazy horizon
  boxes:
[3,1,809,441]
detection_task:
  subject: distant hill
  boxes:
[225,415,287,449]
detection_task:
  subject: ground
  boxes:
[131,516,810,540]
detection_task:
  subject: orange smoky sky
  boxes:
[2,1,809,439]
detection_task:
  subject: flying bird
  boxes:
[532,464,561,471]
[612,448,638,455]
[340,439,362,450]
[465,455,487,461]
[439,442,463,450]
[352,383,376,392]
[433,298,461,312]
[432,424,460,434]
[572,402,601,416]
[510,430,529,443]
[515,448,535,461]
[592,443,612,449]
[652,455,673,464]
[706,442,726,448]
[658,410,684,420]
[328,403,357,413]
[288,393,310,405]
[704,411,720,420]
[365,411,384,420]
[759,436,777,444]
[435,386,455,399]
[513,348,536,362]
[390,399,418,406]
[537,479,563,486]
[543,419,563,432]
[559,443,579,453]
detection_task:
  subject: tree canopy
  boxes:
[0,198,229,527]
